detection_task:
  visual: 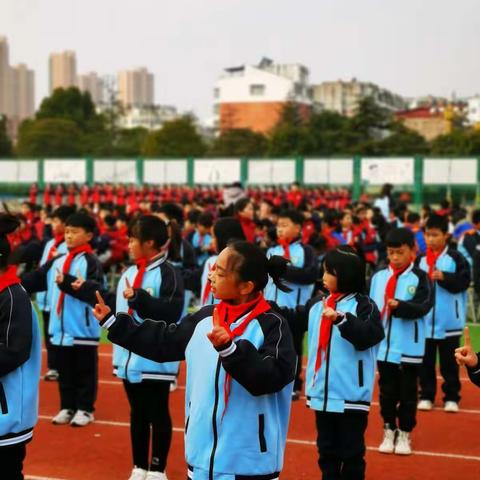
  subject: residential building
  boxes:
[117,105,178,130]
[49,50,77,93]
[78,71,104,104]
[0,36,10,116]
[312,78,407,117]
[9,63,35,119]
[118,68,154,107]
[213,58,313,134]
[467,96,480,127]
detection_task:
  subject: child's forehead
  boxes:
[425,227,446,235]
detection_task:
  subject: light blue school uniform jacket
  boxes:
[370,264,433,365]
[418,247,470,339]
[113,255,184,383]
[101,302,296,480]
[0,284,41,447]
[265,241,317,308]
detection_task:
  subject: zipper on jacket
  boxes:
[0,382,8,414]
[296,288,301,305]
[455,299,459,318]
[358,360,364,387]
[258,414,267,452]
[431,283,436,338]
[124,351,132,383]
[60,307,65,345]
[384,313,393,362]
[85,306,90,327]
[209,359,222,480]
[322,324,333,412]
[185,401,191,434]
[414,321,419,343]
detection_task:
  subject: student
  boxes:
[0,214,41,480]
[405,212,426,256]
[331,212,358,248]
[93,241,296,480]
[191,212,214,267]
[114,215,184,480]
[285,246,383,479]
[264,209,318,399]
[36,206,73,381]
[458,209,480,296]
[22,212,104,427]
[417,214,470,413]
[370,228,433,455]
[199,217,246,307]
[455,326,480,388]
[234,198,256,243]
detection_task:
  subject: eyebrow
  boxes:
[216,264,227,272]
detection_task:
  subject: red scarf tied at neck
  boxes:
[313,292,343,384]
[426,248,441,279]
[279,238,293,261]
[0,265,20,292]
[47,234,64,261]
[380,264,411,321]
[56,244,93,315]
[215,294,271,419]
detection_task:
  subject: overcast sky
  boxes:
[2,0,479,121]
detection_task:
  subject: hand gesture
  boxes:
[123,277,135,300]
[455,326,478,368]
[71,269,85,291]
[207,308,231,348]
[387,298,399,310]
[55,268,64,285]
[92,290,111,322]
[431,270,444,281]
[322,299,337,322]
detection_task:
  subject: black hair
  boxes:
[128,215,169,250]
[65,213,96,233]
[425,214,449,234]
[472,209,480,225]
[104,215,116,228]
[0,214,20,269]
[278,209,304,226]
[228,240,291,293]
[198,212,214,229]
[234,198,252,215]
[214,217,246,253]
[52,205,76,223]
[187,209,201,224]
[406,212,420,224]
[323,246,366,294]
[386,227,415,249]
[158,203,184,225]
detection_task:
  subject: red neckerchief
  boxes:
[202,263,216,305]
[56,244,93,315]
[47,234,64,260]
[278,238,293,260]
[215,294,271,419]
[426,248,442,279]
[313,292,343,384]
[0,265,20,292]
[380,263,412,321]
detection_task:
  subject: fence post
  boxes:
[352,156,362,201]
[86,157,94,186]
[136,157,144,185]
[187,158,194,187]
[240,157,249,186]
[295,156,304,184]
[414,156,424,208]
[38,158,44,189]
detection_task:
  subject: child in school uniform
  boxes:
[36,206,74,381]
[22,212,105,427]
[0,214,41,480]
[191,212,215,267]
[417,214,471,413]
[93,241,296,480]
[264,209,318,399]
[284,246,383,480]
[114,215,185,480]
[370,228,433,455]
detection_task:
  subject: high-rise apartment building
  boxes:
[0,36,10,116]
[78,71,104,104]
[117,68,154,107]
[49,50,77,93]
[9,63,35,119]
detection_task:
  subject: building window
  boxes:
[213,104,220,115]
[214,87,220,99]
[250,84,265,96]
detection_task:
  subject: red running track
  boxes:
[24,345,480,479]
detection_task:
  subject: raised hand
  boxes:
[431,270,445,281]
[55,268,64,285]
[322,299,337,322]
[123,277,135,300]
[71,269,85,291]
[207,307,231,348]
[92,290,111,322]
[455,326,478,368]
[387,298,399,309]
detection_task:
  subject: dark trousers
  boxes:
[123,380,172,472]
[315,410,368,480]
[42,311,57,370]
[55,345,98,412]
[292,328,304,392]
[420,336,461,403]
[377,361,419,432]
[0,443,26,480]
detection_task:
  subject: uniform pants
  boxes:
[377,361,419,432]
[55,345,98,412]
[315,410,368,480]
[42,311,57,370]
[420,337,461,403]
[0,443,26,480]
[123,380,172,472]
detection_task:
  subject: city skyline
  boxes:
[1,0,480,122]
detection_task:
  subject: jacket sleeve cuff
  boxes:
[334,311,347,326]
[216,340,237,357]
[101,314,116,329]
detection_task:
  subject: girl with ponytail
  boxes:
[93,241,296,480]
[0,214,41,478]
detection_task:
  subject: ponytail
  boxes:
[266,255,291,292]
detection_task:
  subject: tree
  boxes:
[208,129,267,157]
[115,128,149,156]
[16,118,82,157]
[0,115,12,157]
[374,122,429,155]
[142,116,206,157]
[349,96,392,140]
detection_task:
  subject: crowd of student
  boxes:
[1,180,480,480]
